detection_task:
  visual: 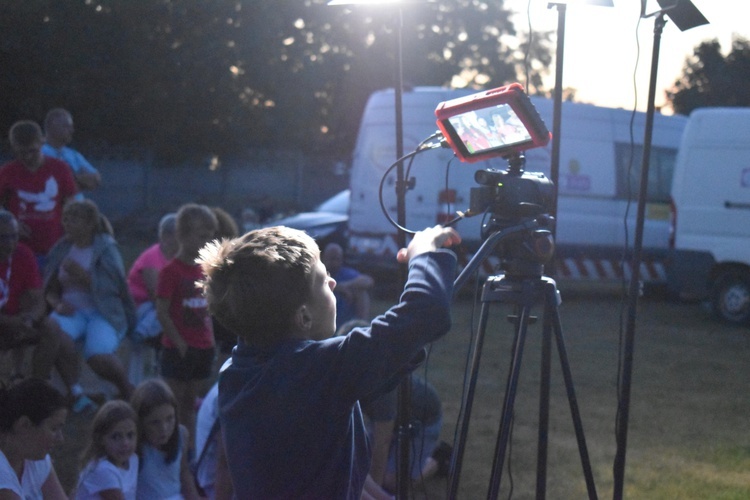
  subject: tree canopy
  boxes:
[666,36,750,115]
[0,0,553,162]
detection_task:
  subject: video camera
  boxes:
[435,83,555,271]
[434,83,553,221]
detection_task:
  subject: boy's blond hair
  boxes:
[198,226,320,347]
[175,203,218,238]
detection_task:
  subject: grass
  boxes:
[369,281,750,499]
[44,269,750,498]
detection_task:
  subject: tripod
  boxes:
[447,224,598,499]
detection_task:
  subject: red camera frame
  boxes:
[435,83,551,163]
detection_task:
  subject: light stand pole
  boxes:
[613,2,707,498]
[391,8,413,499]
[539,4,611,494]
[548,1,567,241]
[546,1,614,277]
[327,2,426,498]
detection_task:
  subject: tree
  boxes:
[0,0,554,162]
[666,36,750,115]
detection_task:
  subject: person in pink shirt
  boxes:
[126,213,177,384]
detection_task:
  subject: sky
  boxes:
[503,0,747,113]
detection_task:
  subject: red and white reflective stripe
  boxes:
[457,253,667,282]
[554,257,666,282]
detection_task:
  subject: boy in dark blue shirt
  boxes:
[198,225,460,499]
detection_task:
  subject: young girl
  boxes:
[76,400,138,500]
[156,203,217,453]
[0,378,68,500]
[130,378,201,500]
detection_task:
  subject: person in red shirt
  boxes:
[0,120,78,270]
[156,203,218,453]
[0,210,64,380]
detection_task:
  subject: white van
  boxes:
[348,87,687,283]
[667,107,750,324]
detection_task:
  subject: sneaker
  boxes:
[72,394,99,414]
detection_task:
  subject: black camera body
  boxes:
[470,164,554,219]
[470,156,556,274]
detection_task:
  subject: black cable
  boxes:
[446,270,483,500]
[616,6,643,450]
[377,134,446,236]
[506,413,515,500]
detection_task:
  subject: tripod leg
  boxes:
[536,300,553,498]
[486,303,533,500]
[545,282,599,500]
[447,299,492,498]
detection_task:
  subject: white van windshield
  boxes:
[315,190,350,214]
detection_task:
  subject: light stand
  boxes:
[391,8,412,499]
[327,2,428,498]
[546,0,615,277]
[613,2,707,498]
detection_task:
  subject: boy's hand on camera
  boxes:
[397,225,461,264]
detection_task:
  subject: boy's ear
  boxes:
[294,304,313,331]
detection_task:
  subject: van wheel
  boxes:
[711,271,750,325]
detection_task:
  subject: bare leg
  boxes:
[53,330,81,394]
[31,318,63,380]
[87,353,134,400]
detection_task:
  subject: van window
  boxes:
[615,143,678,203]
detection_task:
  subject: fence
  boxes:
[85,147,348,241]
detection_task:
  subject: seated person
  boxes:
[127,213,178,340]
[375,374,446,491]
[125,213,177,384]
[338,320,447,492]
[0,378,68,499]
[44,199,135,402]
[321,242,374,329]
[0,210,63,381]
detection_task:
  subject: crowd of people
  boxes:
[0,111,455,499]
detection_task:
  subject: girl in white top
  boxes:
[76,400,138,500]
[130,378,201,500]
[0,378,68,500]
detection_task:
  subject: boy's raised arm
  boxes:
[396,225,461,264]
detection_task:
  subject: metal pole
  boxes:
[549,2,566,249]
[393,7,411,500]
[613,12,666,500]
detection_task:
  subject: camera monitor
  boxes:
[435,83,551,163]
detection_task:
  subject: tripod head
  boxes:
[469,153,556,281]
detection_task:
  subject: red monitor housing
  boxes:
[435,83,551,163]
